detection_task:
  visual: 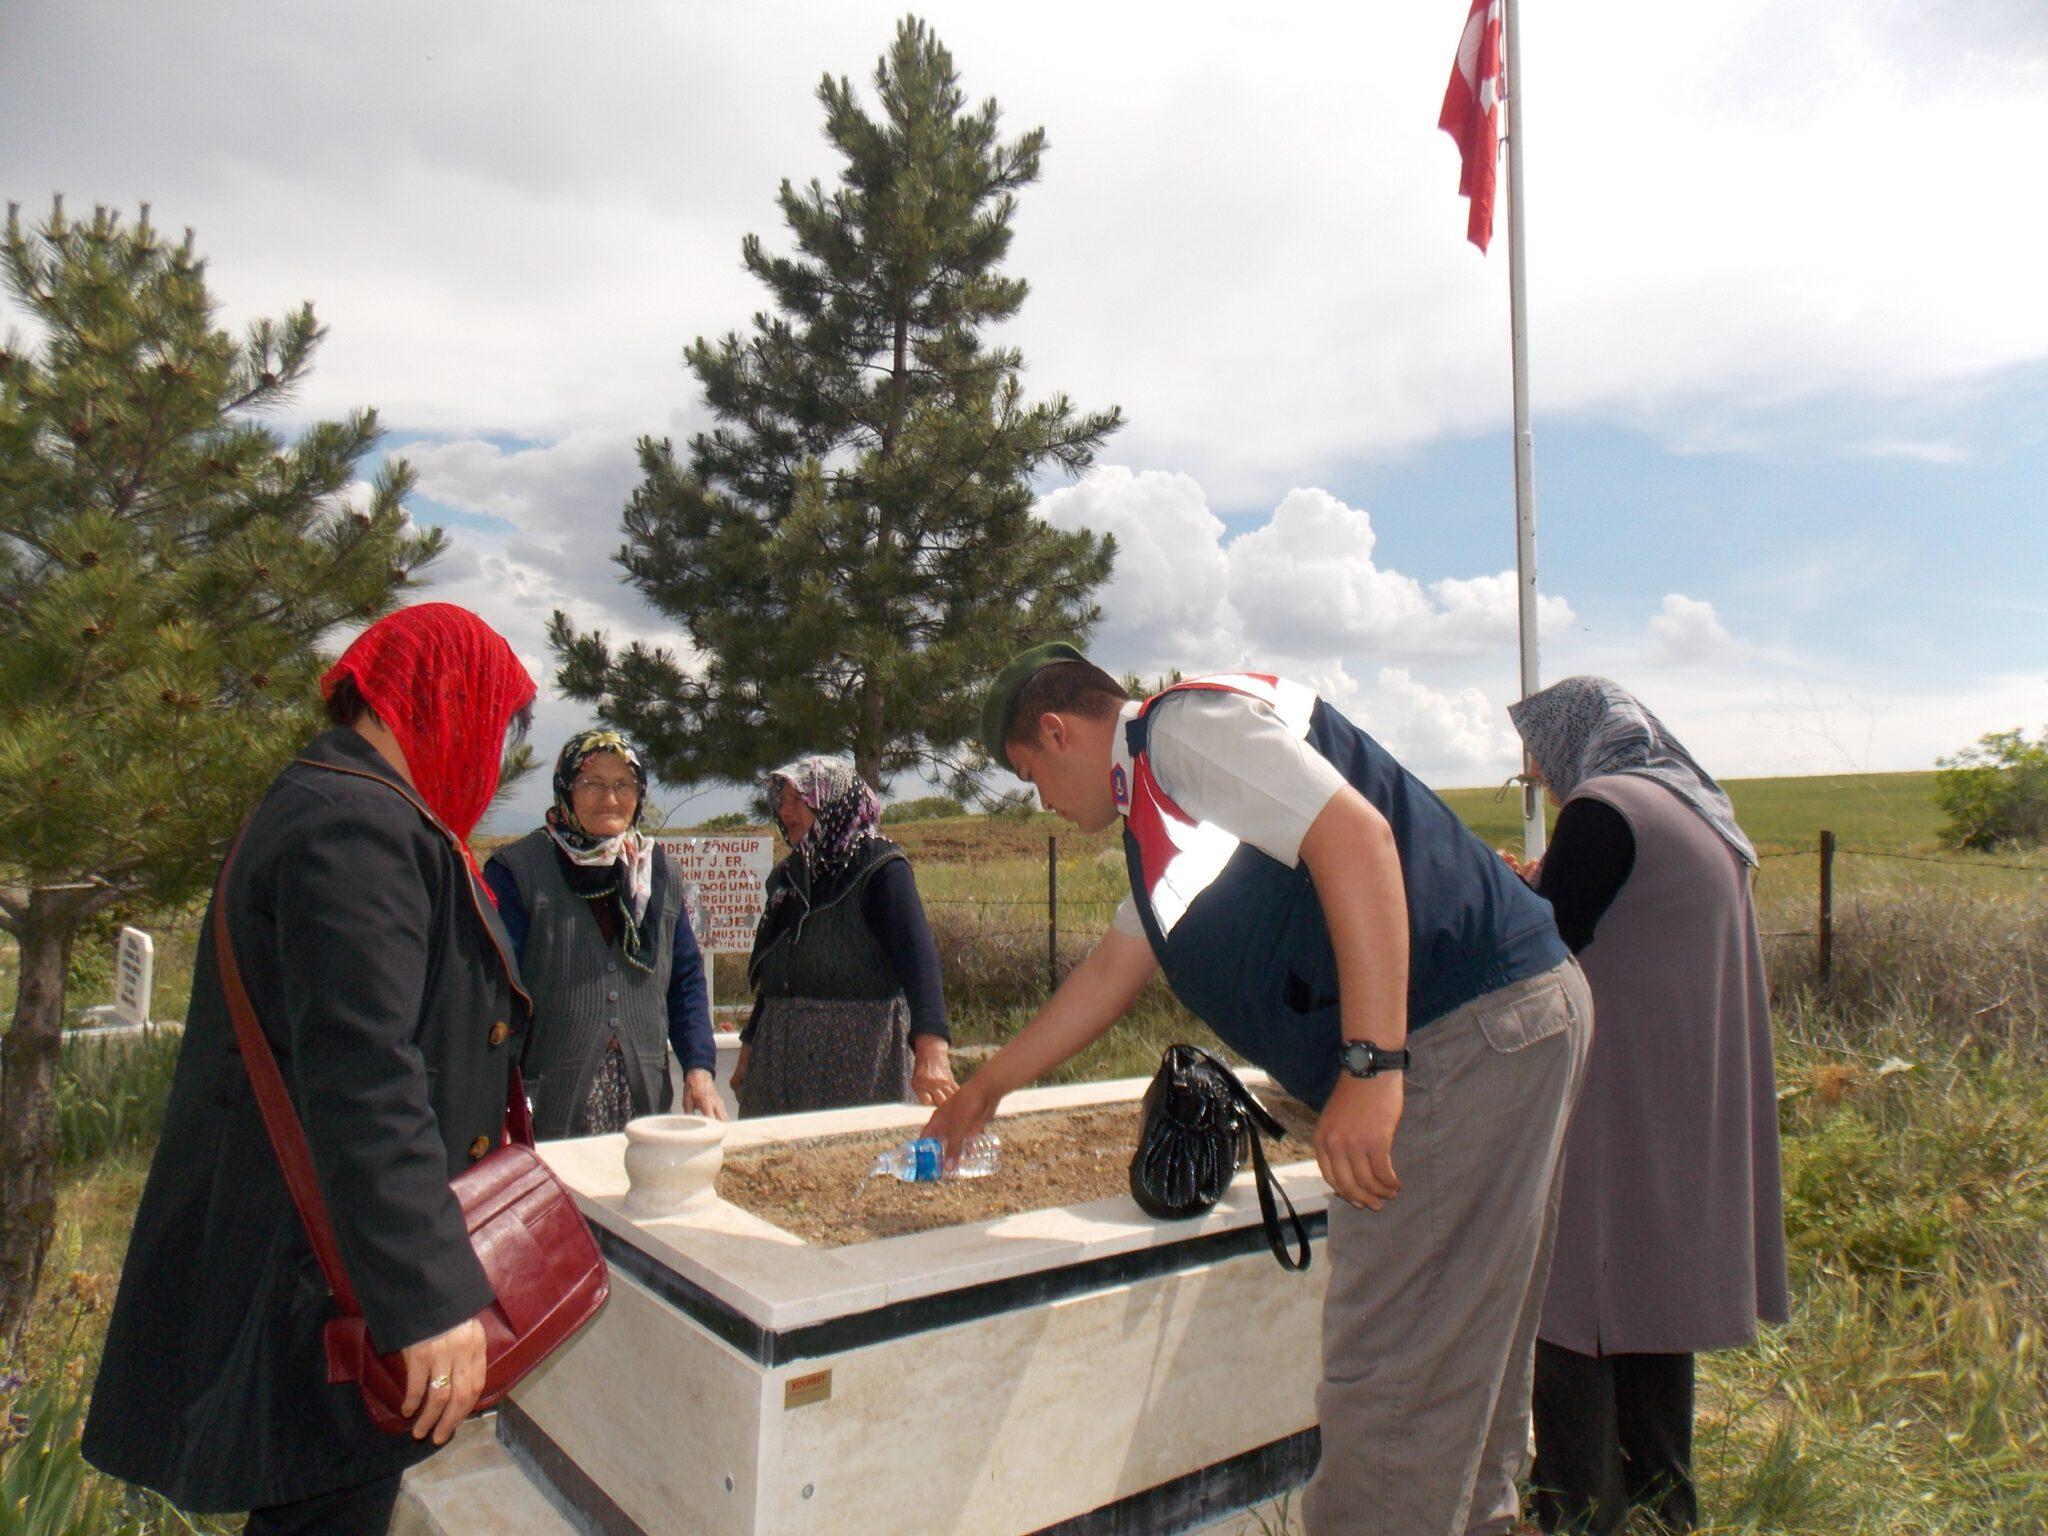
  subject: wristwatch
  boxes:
[1338,1039,1411,1079]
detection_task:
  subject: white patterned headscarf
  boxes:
[1508,677,1757,867]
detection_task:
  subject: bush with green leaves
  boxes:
[1934,726,2048,850]
[53,1033,182,1171]
[0,1338,225,1534]
[883,795,967,823]
[1780,1104,1955,1275]
[690,812,756,832]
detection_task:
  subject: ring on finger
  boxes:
[428,1372,452,1390]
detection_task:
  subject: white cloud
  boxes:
[1374,667,1522,772]
[1646,594,1737,667]
[1033,467,1239,677]
[1020,469,1569,781]
[1841,440,1972,465]
[1032,471,1576,682]
[388,433,716,828]
[5,2,2041,494]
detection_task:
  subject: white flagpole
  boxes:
[1502,0,1544,858]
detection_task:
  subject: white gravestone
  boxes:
[113,926,154,1029]
[659,836,774,1115]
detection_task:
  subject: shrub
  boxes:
[1781,1104,1954,1275]
[0,1354,140,1536]
[1934,727,2048,850]
[54,1033,183,1171]
[691,811,756,832]
[883,796,968,823]
[0,1337,220,1534]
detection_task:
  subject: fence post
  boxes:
[1817,829,1835,984]
[1047,834,1060,997]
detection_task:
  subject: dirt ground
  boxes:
[718,1095,1319,1246]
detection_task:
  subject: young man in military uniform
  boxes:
[923,644,1592,1536]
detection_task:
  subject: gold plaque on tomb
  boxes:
[783,1369,832,1409]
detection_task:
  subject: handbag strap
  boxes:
[211,820,532,1325]
[1242,1110,1312,1271]
[1179,1045,1311,1271]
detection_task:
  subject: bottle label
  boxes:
[908,1138,943,1181]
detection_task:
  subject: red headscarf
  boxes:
[320,604,537,855]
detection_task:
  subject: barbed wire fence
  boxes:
[910,833,2048,1005]
[1754,832,2048,982]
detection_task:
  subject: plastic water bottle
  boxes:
[870,1134,1001,1183]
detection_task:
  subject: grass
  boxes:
[2,1154,233,1535]
[1436,770,1948,856]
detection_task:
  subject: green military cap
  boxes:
[981,640,1088,772]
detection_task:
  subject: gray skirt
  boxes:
[737,994,914,1118]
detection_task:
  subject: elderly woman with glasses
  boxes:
[483,729,721,1138]
[732,754,957,1116]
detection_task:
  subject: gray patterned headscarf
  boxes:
[1508,677,1757,867]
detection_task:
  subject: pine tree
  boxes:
[550,16,1121,793]
[0,199,443,1345]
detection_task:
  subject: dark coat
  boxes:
[82,729,533,1513]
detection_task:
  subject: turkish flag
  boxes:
[1439,0,1505,252]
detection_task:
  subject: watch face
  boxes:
[1341,1041,1403,1076]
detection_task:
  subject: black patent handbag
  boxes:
[1129,1045,1310,1271]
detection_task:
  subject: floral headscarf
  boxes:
[1508,676,1757,867]
[320,604,536,880]
[766,754,882,885]
[545,729,657,972]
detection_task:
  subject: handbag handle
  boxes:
[1176,1045,1310,1272]
[211,821,531,1334]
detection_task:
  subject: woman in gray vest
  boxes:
[483,729,720,1137]
[733,754,957,1115]
[1506,677,1788,1536]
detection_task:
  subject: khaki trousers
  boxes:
[1301,961,1593,1536]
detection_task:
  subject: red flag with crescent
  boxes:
[1439,0,1505,252]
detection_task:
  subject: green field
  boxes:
[1438,769,1948,855]
[683,767,1956,860]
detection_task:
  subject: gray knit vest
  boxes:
[494,830,683,1139]
[748,845,907,1002]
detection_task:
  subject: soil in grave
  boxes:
[717,1096,1321,1246]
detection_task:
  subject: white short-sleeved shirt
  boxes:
[1109,691,1349,937]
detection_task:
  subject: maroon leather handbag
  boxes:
[213,827,609,1435]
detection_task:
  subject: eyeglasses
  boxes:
[571,778,641,802]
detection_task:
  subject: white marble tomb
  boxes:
[502,1075,1335,1536]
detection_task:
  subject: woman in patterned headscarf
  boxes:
[733,754,957,1116]
[484,729,721,1137]
[1505,678,1786,1536]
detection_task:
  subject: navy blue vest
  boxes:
[1122,680,1566,1111]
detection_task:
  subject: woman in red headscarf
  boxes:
[86,605,538,1536]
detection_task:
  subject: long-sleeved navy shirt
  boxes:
[483,851,717,1075]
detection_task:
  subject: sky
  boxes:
[4,0,2045,831]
